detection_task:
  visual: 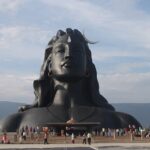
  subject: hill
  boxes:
[0,101,24,119]
[0,101,149,127]
[113,103,150,128]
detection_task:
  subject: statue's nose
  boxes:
[65,48,72,59]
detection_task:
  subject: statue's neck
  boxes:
[52,79,92,107]
[53,79,83,92]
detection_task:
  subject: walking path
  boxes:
[0,143,150,149]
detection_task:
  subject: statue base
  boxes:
[0,105,141,132]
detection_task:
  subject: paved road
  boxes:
[0,144,96,150]
[1,143,150,149]
[49,148,94,150]
[39,148,92,150]
[0,148,94,150]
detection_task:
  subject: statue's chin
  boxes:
[52,74,84,82]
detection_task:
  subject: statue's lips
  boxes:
[61,61,73,68]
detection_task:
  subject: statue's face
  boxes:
[51,36,86,81]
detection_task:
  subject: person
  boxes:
[36,126,40,141]
[102,128,105,136]
[25,125,29,135]
[82,133,86,144]
[87,132,92,145]
[71,133,75,144]
[44,132,48,144]
[22,131,26,140]
[2,133,10,144]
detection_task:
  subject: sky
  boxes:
[0,0,150,104]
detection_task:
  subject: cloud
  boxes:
[0,0,23,12]
[41,0,150,50]
[92,47,150,61]
[1,0,149,61]
[41,0,113,25]
[0,26,50,48]
[0,26,52,60]
[0,73,38,103]
[99,72,150,103]
[113,62,150,74]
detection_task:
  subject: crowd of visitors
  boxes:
[17,125,41,143]
[1,124,150,144]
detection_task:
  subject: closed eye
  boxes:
[57,48,65,53]
[54,43,66,54]
[55,46,65,54]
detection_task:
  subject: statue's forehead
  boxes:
[56,34,68,43]
[53,36,84,48]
